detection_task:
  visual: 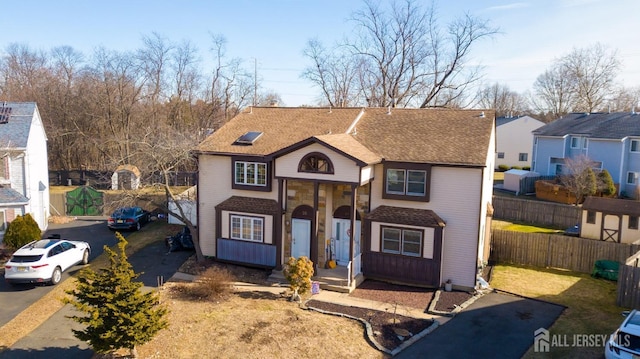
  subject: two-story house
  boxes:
[0,102,50,237]
[195,107,495,291]
[495,115,545,169]
[532,112,640,197]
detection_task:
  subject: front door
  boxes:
[332,219,361,266]
[291,218,311,258]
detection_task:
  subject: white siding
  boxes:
[495,116,544,168]
[370,165,483,288]
[198,155,278,257]
[275,143,360,183]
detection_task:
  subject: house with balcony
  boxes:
[0,102,50,238]
[194,107,495,291]
[532,112,640,197]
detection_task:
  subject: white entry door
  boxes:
[332,219,361,266]
[291,218,311,258]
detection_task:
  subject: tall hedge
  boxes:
[3,213,42,249]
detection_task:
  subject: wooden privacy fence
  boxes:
[617,250,640,308]
[493,196,581,229]
[491,229,640,274]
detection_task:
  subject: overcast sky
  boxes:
[3,0,639,106]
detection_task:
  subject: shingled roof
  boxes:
[0,187,29,205]
[215,196,280,216]
[366,205,446,227]
[0,102,39,149]
[583,197,640,217]
[533,112,640,139]
[195,107,494,166]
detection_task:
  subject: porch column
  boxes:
[312,181,319,274]
[349,184,357,283]
[276,178,284,270]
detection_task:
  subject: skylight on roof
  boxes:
[234,131,263,145]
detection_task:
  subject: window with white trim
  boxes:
[386,169,426,196]
[631,140,640,153]
[230,215,263,242]
[570,136,587,149]
[234,161,267,186]
[518,153,528,161]
[497,152,505,159]
[628,172,640,185]
[381,227,422,257]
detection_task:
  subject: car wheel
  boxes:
[81,249,90,265]
[136,222,141,231]
[50,267,62,285]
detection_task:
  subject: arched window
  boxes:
[298,152,334,174]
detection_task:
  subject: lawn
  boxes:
[490,264,626,358]
[492,219,563,233]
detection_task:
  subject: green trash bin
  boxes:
[591,260,619,281]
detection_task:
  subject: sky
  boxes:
[3,0,640,107]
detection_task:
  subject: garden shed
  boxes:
[504,169,539,194]
[111,164,141,190]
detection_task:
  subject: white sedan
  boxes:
[4,238,91,285]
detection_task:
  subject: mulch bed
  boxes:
[307,280,475,351]
[177,259,477,352]
[306,299,433,351]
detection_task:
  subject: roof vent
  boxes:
[234,131,263,145]
[480,111,485,118]
[0,105,11,124]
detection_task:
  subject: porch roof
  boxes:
[583,197,640,217]
[215,196,281,216]
[0,187,29,205]
[365,205,446,227]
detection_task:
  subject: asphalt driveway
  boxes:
[396,291,565,359]
[0,227,193,359]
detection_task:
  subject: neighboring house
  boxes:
[580,196,640,244]
[532,112,640,197]
[0,102,50,237]
[495,115,545,169]
[195,107,495,291]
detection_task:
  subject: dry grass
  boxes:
[136,283,385,359]
[491,264,624,359]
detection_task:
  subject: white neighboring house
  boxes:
[168,186,197,226]
[495,115,545,169]
[0,102,50,238]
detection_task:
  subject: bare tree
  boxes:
[532,65,576,117]
[475,82,529,116]
[301,39,362,107]
[343,0,496,108]
[559,155,599,205]
[533,43,620,116]
[606,86,640,112]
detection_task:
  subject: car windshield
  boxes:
[618,331,640,352]
[113,208,134,217]
[10,255,43,263]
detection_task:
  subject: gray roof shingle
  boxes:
[196,107,495,166]
[534,112,640,139]
[0,102,38,149]
[0,187,29,205]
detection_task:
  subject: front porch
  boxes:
[268,264,365,293]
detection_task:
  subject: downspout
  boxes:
[276,178,284,270]
[619,137,628,197]
[350,184,357,285]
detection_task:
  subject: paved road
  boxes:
[0,221,193,359]
[0,218,115,328]
[396,291,565,359]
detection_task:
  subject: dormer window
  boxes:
[298,152,334,174]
